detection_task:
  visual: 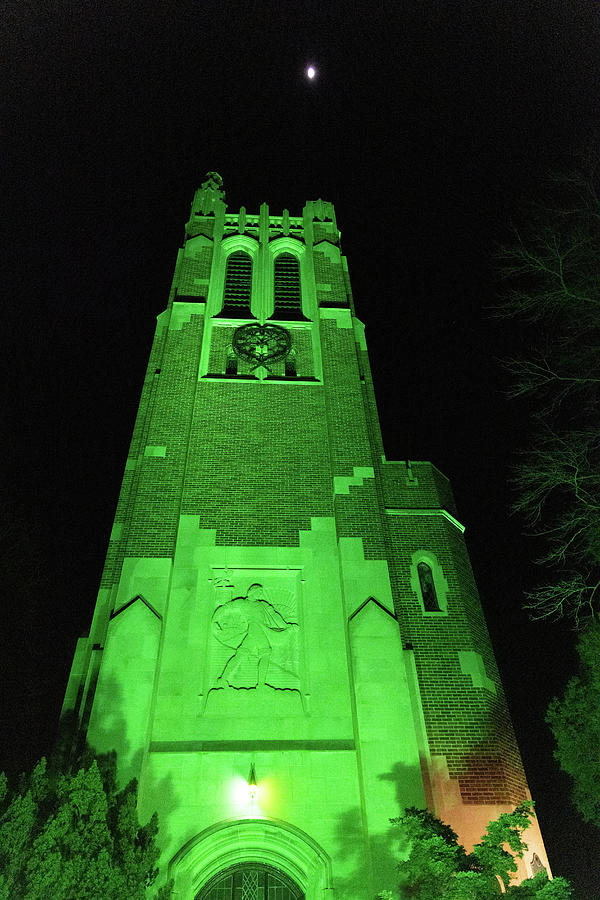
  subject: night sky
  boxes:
[3,2,600,896]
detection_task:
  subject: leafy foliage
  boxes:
[496,168,600,623]
[546,621,600,824]
[506,872,573,898]
[391,807,470,900]
[0,754,170,900]
[381,803,572,899]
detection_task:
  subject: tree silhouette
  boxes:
[0,753,171,900]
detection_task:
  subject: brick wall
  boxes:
[183,380,332,546]
[386,514,528,805]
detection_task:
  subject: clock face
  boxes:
[232,323,292,369]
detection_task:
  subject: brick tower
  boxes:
[62,174,547,898]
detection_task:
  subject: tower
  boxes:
[63,174,548,898]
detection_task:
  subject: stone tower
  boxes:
[62,174,548,898]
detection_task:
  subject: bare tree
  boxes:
[496,167,600,623]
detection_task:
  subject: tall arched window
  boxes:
[273,252,302,317]
[410,551,448,615]
[222,250,252,315]
[417,561,441,612]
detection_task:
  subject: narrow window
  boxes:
[418,562,440,612]
[273,253,301,316]
[285,348,297,377]
[225,351,237,375]
[222,251,252,314]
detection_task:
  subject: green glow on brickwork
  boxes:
[333,465,375,495]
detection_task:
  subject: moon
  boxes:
[306,65,316,80]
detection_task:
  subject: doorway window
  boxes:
[196,863,304,900]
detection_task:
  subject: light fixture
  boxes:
[248,763,257,801]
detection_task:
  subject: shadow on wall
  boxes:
[378,760,427,812]
[55,674,142,782]
[454,692,529,807]
[332,761,422,899]
[54,676,178,891]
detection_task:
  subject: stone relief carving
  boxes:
[210,583,300,692]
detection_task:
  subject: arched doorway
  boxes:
[196,862,305,899]
[170,817,331,899]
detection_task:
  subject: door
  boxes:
[196,863,305,900]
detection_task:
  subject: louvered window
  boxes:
[273,253,301,313]
[223,251,252,310]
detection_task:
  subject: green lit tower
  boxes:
[63,174,548,898]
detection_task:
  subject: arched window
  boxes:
[196,863,304,899]
[417,561,441,612]
[222,251,252,315]
[273,253,302,317]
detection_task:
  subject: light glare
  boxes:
[306,65,316,80]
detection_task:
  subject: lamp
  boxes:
[248,763,257,801]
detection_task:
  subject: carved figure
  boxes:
[201,171,224,192]
[212,583,299,691]
[530,852,546,876]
